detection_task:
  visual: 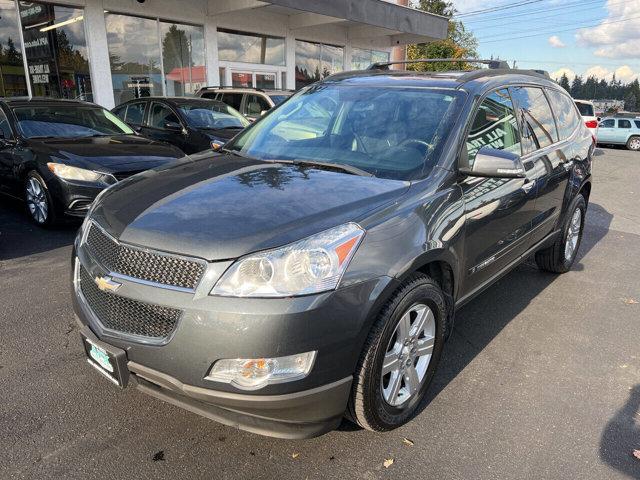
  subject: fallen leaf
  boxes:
[633,449,640,460]
[152,450,165,462]
[402,437,414,446]
[292,452,300,459]
[383,458,394,468]
[623,298,639,305]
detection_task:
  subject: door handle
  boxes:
[521,179,535,193]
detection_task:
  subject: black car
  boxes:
[112,97,250,154]
[73,62,593,439]
[0,98,184,226]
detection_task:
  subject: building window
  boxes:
[351,48,389,70]
[19,2,91,100]
[106,13,205,105]
[0,0,27,96]
[218,29,285,66]
[295,40,343,89]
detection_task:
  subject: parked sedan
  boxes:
[0,98,184,226]
[113,97,250,154]
[597,117,640,150]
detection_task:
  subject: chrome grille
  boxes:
[79,265,181,339]
[85,223,205,290]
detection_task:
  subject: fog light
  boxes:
[205,351,316,390]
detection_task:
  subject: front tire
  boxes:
[347,273,447,432]
[626,136,640,151]
[535,194,586,273]
[24,171,56,226]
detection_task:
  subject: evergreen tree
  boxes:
[570,76,583,98]
[558,73,570,92]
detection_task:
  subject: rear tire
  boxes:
[535,194,586,273]
[24,171,57,227]
[626,136,640,151]
[347,273,447,432]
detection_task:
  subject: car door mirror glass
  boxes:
[461,146,526,178]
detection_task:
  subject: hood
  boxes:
[29,135,184,173]
[92,154,410,261]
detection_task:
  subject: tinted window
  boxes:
[226,86,465,180]
[269,95,289,105]
[125,102,145,125]
[0,108,12,139]
[546,89,581,140]
[634,121,640,129]
[200,92,217,100]
[618,119,631,129]
[510,86,558,153]
[220,93,243,111]
[149,103,180,129]
[112,105,127,120]
[466,89,521,167]
[601,119,615,128]
[13,106,134,138]
[575,102,594,117]
[245,94,270,116]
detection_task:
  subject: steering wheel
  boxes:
[398,138,430,155]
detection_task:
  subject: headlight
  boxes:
[211,223,364,297]
[47,162,104,182]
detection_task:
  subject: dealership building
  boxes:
[0,0,447,109]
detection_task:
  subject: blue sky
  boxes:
[451,0,640,83]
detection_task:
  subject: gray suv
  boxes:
[72,62,593,439]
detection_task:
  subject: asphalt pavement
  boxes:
[1,147,639,479]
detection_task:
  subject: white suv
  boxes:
[574,99,598,141]
[195,87,292,121]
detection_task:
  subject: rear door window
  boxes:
[509,86,558,154]
[618,119,631,129]
[112,105,127,121]
[124,101,145,126]
[546,88,581,140]
[465,88,521,167]
[245,94,270,116]
[200,91,217,100]
[220,93,243,111]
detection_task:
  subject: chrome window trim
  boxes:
[81,220,208,293]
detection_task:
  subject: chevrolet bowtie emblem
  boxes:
[94,275,122,293]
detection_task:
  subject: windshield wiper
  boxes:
[271,159,374,177]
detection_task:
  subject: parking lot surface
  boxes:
[1,147,639,479]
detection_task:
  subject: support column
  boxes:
[84,0,115,108]
[204,14,220,86]
[390,0,409,69]
[285,32,296,90]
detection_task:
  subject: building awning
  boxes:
[209,0,448,47]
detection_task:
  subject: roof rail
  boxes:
[367,58,511,70]
[198,85,266,93]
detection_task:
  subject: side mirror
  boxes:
[260,110,267,116]
[460,147,526,179]
[164,121,182,131]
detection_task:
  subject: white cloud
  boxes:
[551,67,576,81]
[581,65,638,82]
[584,65,611,80]
[575,0,640,59]
[548,35,566,48]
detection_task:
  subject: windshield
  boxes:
[14,106,134,139]
[269,94,290,105]
[225,84,464,180]
[178,103,250,129]
[576,102,594,117]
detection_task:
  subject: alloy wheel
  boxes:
[629,138,640,150]
[564,208,582,261]
[25,177,48,224]
[381,303,435,407]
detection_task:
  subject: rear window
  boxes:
[575,102,594,117]
[546,89,581,140]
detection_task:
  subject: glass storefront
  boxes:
[0,0,27,96]
[19,1,91,100]
[295,40,343,89]
[351,48,390,70]
[218,29,285,66]
[161,21,205,96]
[106,13,205,105]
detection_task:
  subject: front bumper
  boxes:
[47,175,108,217]
[72,232,395,437]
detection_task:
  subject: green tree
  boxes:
[624,91,637,111]
[570,76,583,98]
[558,73,570,92]
[407,0,478,72]
[162,24,191,72]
